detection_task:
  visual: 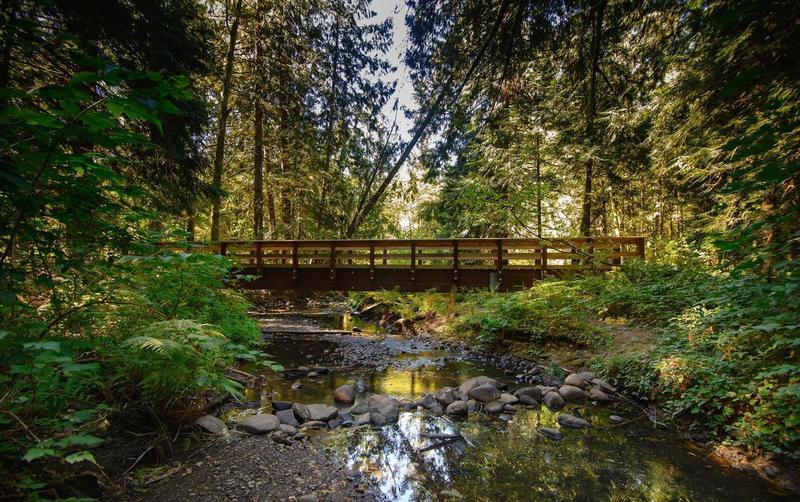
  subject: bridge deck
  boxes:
[160,237,645,292]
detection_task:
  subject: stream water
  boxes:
[239,309,789,501]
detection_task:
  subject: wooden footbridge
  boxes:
[161,237,645,292]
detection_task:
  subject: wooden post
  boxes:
[220,242,228,256]
[612,242,622,266]
[410,242,416,282]
[369,242,375,281]
[382,248,387,266]
[496,239,503,276]
[453,239,459,285]
[256,242,263,273]
[292,241,299,280]
[541,243,548,279]
[329,243,336,281]
[636,237,645,260]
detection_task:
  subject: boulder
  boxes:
[557,413,592,429]
[499,393,519,405]
[434,387,456,406]
[543,391,565,411]
[238,414,280,435]
[370,412,387,426]
[513,387,543,401]
[306,404,339,422]
[378,403,399,423]
[458,376,505,397]
[276,409,299,427]
[418,394,438,410]
[195,415,227,435]
[589,388,611,404]
[292,403,311,422]
[558,385,586,404]
[564,373,588,389]
[484,401,504,414]
[350,402,369,415]
[271,400,293,411]
[398,398,415,411]
[368,394,398,409]
[538,427,562,441]
[446,401,468,417]
[334,384,356,404]
[279,424,298,436]
[469,384,501,403]
[518,395,539,407]
[429,402,444,416]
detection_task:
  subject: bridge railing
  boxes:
[157,237,645,274]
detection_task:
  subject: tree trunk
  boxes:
[210,0,242,241]
[318,20,340,230]
[579,0,606,237]
[253,0,264,240]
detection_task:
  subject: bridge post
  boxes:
[292,241,298,280]
[636,237,645,259]
[410,242,416,282]
[369,242,375,283]
[496,239,503,287]
[541,242,548,279]
[452,239,459,286]
[329,243,336,283]
[255,242,262,273]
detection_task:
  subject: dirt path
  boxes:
[137,433,373,502]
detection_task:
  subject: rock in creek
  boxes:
[458,376,505,397]
[518,395,539,407]
[557,413,592,429]
[355,413,371,426]
[307,371,319,378]
[339,412,354,427]
[578,371,596,381]
[333,384,355,404]
[446,401,468,417]
[484,401,504,414]
[195,415,227,435]
[300,420,327,429]
[370,412,387,426]
[350,402,369,415]
[279,424,298,436]
[398,398,415,411]
[276,409,299,427]
[368,394,398,409]
[610,414,624,424]
[499,393,519,405]
[514,387,543,401]
[538,427,562,441]
[591,378,617,393]
[328,418,343,430]
[503,404,517,413]
[466,399,477,412]
[543,391,565,410]
[271,400,293,411]
[565,373,588,388]
[558,385,586,404]
[589,388,611,403]
[291,382,303,390]
[435,387,456,406]
[293,403,338,422]
[238,414,280,434]
[470,384,501,403]
[417,393,438,409]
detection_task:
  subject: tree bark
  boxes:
[579,0,606,237]
[253,0,264,240]
[210,0,242,241]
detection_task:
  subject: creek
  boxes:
[235,307,788,501]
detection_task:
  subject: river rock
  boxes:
[446,401,468,417]
[368,394,398,409]
[378,403,399,423]
[484,401,504,414]
[565,373,588,388]
[307,371,319,378]
[195,415,227,435]
[418,393,438,409]
[557,413,592,429]
[271,400,293,411]
[279,424,298,436]
[559,385,586,404]
[459,376,505,397]
[543,391,565,410]
[399,398,415,411]
[429,401,444,416]
[589,388,611,403]
[539,385,558,395]
[466,399,477,412]
[300,420,327,429]
[370,412,387,426]
[238,414,280,434]
[590,378,617,393]
[435,387,456,406]
[503,404,517,413]
[499,393,519,405]
[355,413,371,426]
[610,414,624,424]
[514,387,543,401]
[528,366,543,376]
[339,412,354,427]
[470,384,501,403]
[276,409,300,427]
[334,384,355,404]
[292,403,311,422]
[519,395,539,407]
[328,418,343,430]
[538,427,562,441]
[307,404,339,421]
[350,402,369,415]
[578,371,596,381]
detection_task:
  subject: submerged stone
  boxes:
[557,413,592,429]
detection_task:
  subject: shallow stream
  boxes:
[239,309,788,501]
